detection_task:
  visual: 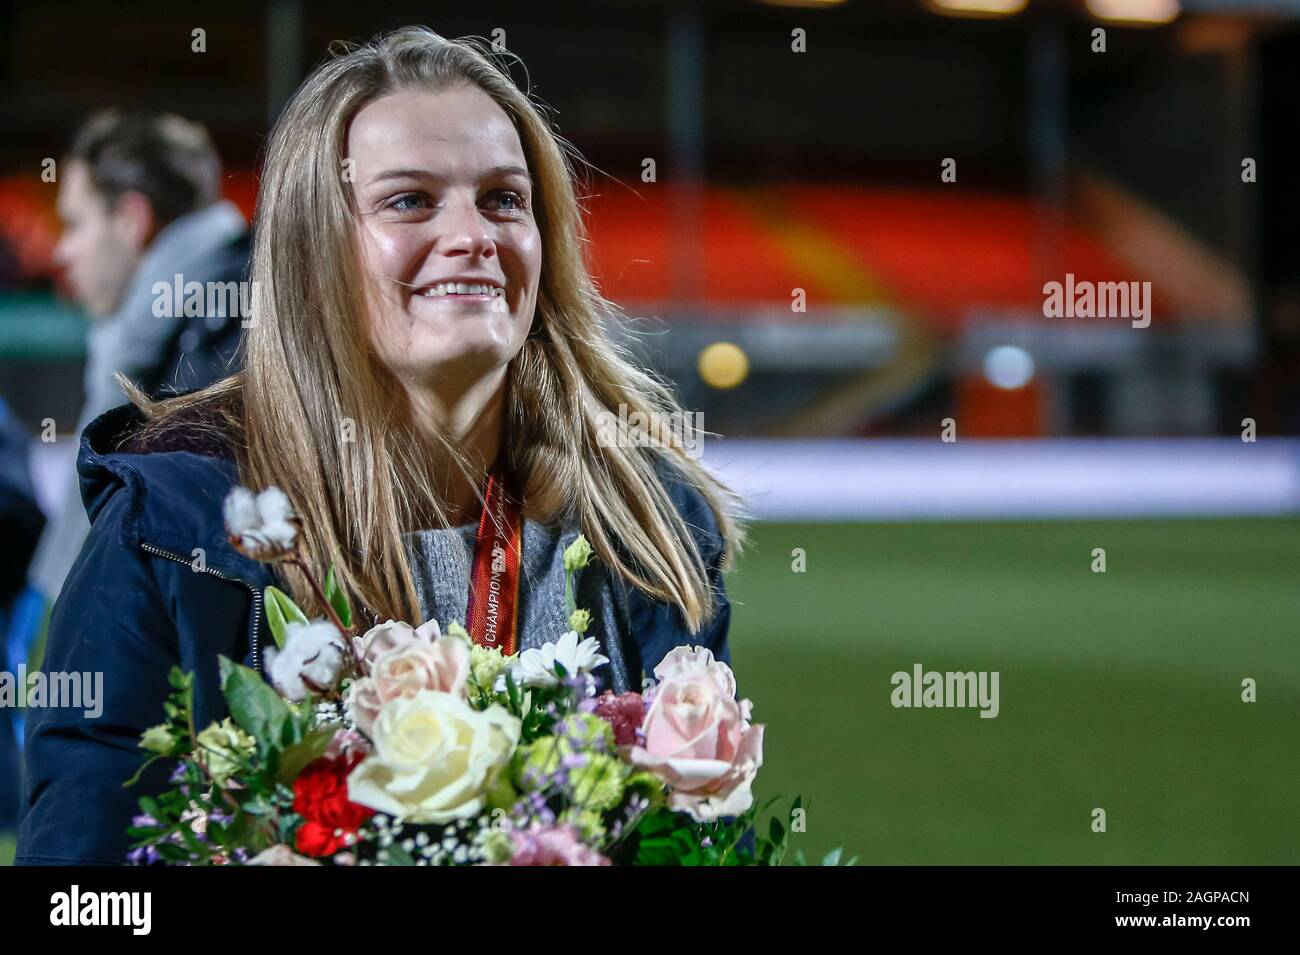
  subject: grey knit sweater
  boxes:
[401,517,636,694]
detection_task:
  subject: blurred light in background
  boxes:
[698,341,751,390]
[1086,0,1182,24]
[982,344,1036,390]
[756,0,848,8]
[925,0,1029,18]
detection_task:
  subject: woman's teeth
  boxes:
[420,282,503,297]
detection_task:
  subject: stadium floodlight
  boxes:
[1085,0,1182,23]
[924,0,1029,17]
[756,0,849,8]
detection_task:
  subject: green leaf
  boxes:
[822,846,843,867]
[178,823,206,854]
[323,563,353,630]
[504,668,520,712]
[264,589,288,649]
[241,796,275,817]
[264,586,309,649]
[154,840,191,863]
[379,842,417,866]
[275,727,339,785]
[219,655,293,753]
[138,796,163,822]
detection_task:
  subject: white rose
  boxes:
[346,690,520,825]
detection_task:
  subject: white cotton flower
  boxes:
[266,620,348,701]
[223,485,301,562]
[501,630,609,690]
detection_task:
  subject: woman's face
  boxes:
[348,85,542,396]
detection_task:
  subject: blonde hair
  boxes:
[129,25,749,633]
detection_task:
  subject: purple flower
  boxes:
[561,752,587,770]
[503,823,610,866]
[563,673,598,700]
[127,845,162,866]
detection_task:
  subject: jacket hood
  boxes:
[77,401,270,587]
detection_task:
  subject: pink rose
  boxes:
[652,645,738,698]
[352,619,443,672]
[324,728,371,762]
[349,635,471,738]
[625,646,764,822]
[246,844,321,866]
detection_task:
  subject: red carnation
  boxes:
[587,690,645,746]
[291,753,373,858]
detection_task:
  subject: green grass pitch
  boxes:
[729,518,1300,864]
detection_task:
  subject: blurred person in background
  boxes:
[6,111,251,746]
[0,397,44,832]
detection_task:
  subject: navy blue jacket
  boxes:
[15,400,735,865]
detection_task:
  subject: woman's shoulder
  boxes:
[649,453,726,567]
[75,399,260,581]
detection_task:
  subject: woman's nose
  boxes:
[434,197,494,258]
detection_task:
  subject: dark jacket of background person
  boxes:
[15,399,737,865]
[0,399,44,831]
[26,200,249,604]
[0,399,43,608]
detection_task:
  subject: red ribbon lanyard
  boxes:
[466,460,523,656]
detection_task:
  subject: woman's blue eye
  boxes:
[491,190,527,211]
[385,190,526,214]
[389,193,429,212]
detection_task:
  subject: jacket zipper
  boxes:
[139,542,266,673]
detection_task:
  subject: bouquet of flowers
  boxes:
[125,485,849,866]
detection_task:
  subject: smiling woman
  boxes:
[349,83,543,495]
[16,25,751,866]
